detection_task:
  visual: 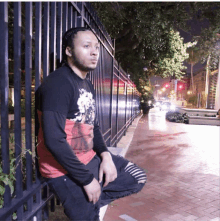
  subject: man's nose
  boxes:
[91,47,99,55]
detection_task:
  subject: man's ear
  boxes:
[65,47,72,57]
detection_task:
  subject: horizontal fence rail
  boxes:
[0,2,140,220]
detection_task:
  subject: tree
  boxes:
[92,2,220,101]
[185,47,201,93]
[92,2,197,99]
[191,2,220,70]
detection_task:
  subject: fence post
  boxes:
[77,2,84,27]
[62,2,68,35]
[0,2,11,210]
[35,2,42,91]
[14,2,24,219]
[56,2,63,67]
[50,2,57,73]
[43,2,50,79]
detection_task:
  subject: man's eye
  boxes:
[84,45,89,48]
[96,46,100,50]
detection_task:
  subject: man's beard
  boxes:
[71,50,96,72]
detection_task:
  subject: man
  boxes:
[36,27,146,221]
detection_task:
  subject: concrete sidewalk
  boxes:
[104,110,220,221]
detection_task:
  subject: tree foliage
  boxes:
[189,2,220,70]
[92,2,220,98]
[92,3,192,73]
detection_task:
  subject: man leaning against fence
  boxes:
[35,27,147,221]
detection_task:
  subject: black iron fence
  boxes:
[0,2,140,220]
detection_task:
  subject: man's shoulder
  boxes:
[37,65,74,94]
[48,65,72,79]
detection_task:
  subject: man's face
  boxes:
[70,30,100,72]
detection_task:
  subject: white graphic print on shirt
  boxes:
[71,89,95,125]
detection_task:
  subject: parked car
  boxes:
[160,102,176,111]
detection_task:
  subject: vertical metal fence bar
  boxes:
[25,2,33,215]
[43,2,49,79]
[62,2,68,35]
[42,186,49,220]
[73,10,77,27]
[34,4,42,219]
[109,56,114,146]
[124,82,127,135]
[116,66,120,144]
[99,46,104,134]
[56,2,63,67]
[131,88,133,119]
[25,0,33,190]
[50,2,56,72]
[35,2,42,91]
[0,2,11,209]
[81,3,85,27]
[68,4,73,29]
[77,2,83,27]
[13,2,23,219]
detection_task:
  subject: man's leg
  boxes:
[46,155,101,221]
[99,154,147,207]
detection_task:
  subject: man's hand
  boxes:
[99,152,117,187]
[83,178,101,204]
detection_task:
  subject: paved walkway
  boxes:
[104,109,220,221]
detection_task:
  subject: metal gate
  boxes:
[0,2,140,220]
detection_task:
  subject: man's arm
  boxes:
[93,119,109,155]
[93,121,117,187]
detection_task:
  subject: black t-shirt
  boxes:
[35,64,108,186]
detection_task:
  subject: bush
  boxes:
[166,111,189,124]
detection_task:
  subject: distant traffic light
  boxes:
[164,83,170,89]
[178,83,185,90]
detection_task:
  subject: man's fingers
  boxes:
[88,193,92,202]
[88,192,100,204]
[103,174,110,187]
[103,173,117,187]
[83,178,101,204]
[93,190,101,204]
[99,168,103,183]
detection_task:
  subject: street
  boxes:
[105,108,220,221]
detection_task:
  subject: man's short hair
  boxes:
[61,27,91,64]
